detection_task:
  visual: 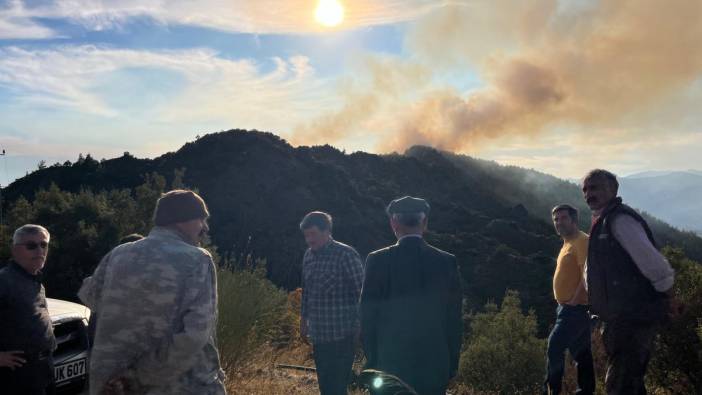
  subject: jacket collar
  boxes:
[149,226,191,244]
[8,260,42,281]
[311,237,335,255]
[396,234,424,246]
[592,197,623,228]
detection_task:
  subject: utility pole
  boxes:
[0,148,5,247]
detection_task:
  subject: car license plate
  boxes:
[54,358,87,384]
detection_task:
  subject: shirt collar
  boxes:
[397,234,423,244]
[149,226,191,244]
[562,231,580,242]
[311,237,335,255]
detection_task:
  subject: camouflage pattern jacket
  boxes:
[78,227,226,395]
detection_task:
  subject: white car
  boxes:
[47,298,91,393]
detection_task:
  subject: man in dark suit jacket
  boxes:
[360,196,463,395]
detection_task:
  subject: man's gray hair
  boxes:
[12,224,50,245]
[391,212,426,228]
[583,169,619,193]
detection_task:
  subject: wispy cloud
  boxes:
[0,0,449,39]
[0,45,334,129]
[160,53,338,133]
[0,0,60,39]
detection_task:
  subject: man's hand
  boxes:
[448,374,459,388]
[566,280,586,306]
[668,297,684,320]
[300,319,309,344]
[0,351,26,370]
[101,376,132,395]
[665,289,684,320]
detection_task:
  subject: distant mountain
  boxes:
[625,170,678,179]
[620,171,702,235]
[440,155,702,257]
[626,170,702,179]
[3,130,701,332]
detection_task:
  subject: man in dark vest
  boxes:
[582,169,676,394]
[360,196,463,395]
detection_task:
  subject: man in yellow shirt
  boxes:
[543,204,595,395]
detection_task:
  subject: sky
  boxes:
[0,0,701,186]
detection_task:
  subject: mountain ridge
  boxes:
[2,129,701,331]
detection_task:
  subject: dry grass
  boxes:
[221,288,527,395]
[224,287,365,394]
[225,341,367,395]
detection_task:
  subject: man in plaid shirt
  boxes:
[300,211,364,395]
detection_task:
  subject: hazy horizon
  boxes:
[1,133,701,187]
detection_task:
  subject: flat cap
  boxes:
[386,196,430,215]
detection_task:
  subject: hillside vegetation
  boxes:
[1,129,701,393]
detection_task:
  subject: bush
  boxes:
[216,261,293,374]
[646,248,702,393]
[458,290,545,394]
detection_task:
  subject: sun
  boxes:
[315,0,344,27]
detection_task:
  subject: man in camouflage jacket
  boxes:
[79,190,226,395]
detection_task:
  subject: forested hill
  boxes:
[3,129,702,330]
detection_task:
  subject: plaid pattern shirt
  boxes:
[301,238,364,344]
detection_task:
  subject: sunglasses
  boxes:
[17,241,49,250]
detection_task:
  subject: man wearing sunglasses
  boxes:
[0,224,57,395]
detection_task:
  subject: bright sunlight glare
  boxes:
[315,0,344,27]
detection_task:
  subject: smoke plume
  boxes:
[293,0,702,153]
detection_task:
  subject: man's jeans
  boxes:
[543,304,595,395]
[313,335,355,395]
[601,319,659,395]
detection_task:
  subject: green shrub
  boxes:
[459,290,545,394]
[0,184,156,300]
[216,262,291,373]
[646,247,702,393]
